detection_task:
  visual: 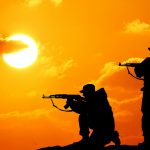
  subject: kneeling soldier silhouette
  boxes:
[67,84,120,149]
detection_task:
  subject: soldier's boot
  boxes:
[111,130,121,146]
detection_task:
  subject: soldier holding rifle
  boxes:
[43,84,120,149]
[119,48,150,149]
[68,84,120,149]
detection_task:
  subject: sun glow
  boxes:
[2,34,38,68]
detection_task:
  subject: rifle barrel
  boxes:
[119,62,140,67]
[42,94,82,99]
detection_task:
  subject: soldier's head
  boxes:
[80,84,95,98]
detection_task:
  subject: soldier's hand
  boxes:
[64,103,70,109]
[64,98,73,109]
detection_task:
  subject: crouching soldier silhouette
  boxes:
[67,84,120,149]
[134,57,150,149]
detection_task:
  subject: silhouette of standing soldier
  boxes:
[67,84,120,149]
[134,57,150,149]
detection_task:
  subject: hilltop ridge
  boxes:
[38,143,145,150]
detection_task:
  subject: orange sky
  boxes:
[0,0,150,149]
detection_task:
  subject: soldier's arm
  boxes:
[66,98,87,114]
[134,57,150,78]
[134,64,143,78]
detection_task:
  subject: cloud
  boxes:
[26,0,42,7]
[37,43,75,79]
[26,0,63,7]
[0,109,77,135]
[50,0,63,7]
[0,37,28,54]
[124,19,150,33]
[110,94,141,106]
[107,92,142,120]
[107,92,143,144]
[0,109,69,128]
[0,109,50,120]
[0,108,77,149]
[92,57,144,86]
[40,58,75,78]
[27,91,38,97]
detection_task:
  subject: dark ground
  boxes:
[38,143,145,150]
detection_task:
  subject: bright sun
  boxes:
[2,34,38,68]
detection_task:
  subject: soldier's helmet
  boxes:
[80,84,95,93]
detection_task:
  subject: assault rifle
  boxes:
[119,62,140,67]
[119,47,150,67]
[119,62,143,80]
[42,94,82,100]
[42,94,84,111]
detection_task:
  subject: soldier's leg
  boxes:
[111,130,121,146]
[89,129,112,150]
[79,114,90,140]
[142,113,150,149]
